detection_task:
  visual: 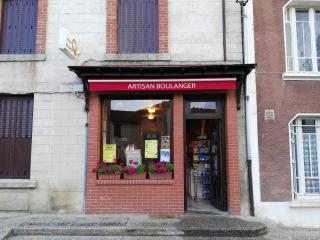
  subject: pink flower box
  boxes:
[149,172,172,180]
[123,172,146,180]
[98,174,120,180]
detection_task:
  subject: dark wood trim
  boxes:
[183,95,228,212]
[69,64,255,78]
[99,96,104,164]
[221,95,228,210]
[69,64,255,112]
[183,96,187,211]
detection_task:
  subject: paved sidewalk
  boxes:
[0,213,318,239]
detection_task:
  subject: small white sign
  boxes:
[125,149,142,166]
[264,109,275,120]
[58,27,79,59]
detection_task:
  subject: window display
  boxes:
[100,99,173,179]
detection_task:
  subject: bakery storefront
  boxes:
[69,64,254,215]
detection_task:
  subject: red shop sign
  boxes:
[88,78,236,92]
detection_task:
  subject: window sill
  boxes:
[0,179,37,189]
[96,179,174,185]
[104,53,171,62]
[0,54,46,62]
[282,72,320,81]
[290,197,320,208]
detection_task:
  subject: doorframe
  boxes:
[183,95,228,212]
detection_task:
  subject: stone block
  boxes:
[0,192,29,211]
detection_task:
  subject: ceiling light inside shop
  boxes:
[148,107,156,113]
[147,113,155,120]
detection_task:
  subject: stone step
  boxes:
[7,236,267,240]
[2,214,268,239]
[9,225,267,238]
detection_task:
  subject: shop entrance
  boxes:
[184,99,227,212]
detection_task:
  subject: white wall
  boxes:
[0,0,106,213]
[0,0,243,213]
[169,0,242,62]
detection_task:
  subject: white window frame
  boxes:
[289,114,320,201]
[283,5,320,80]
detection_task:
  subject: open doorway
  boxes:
[184,99,227,213]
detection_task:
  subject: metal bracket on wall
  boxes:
[81,77,90,112]
[236,74,245,110]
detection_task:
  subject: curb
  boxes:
[8,225,268,238]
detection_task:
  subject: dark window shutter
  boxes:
[1,0,38,54]
[118,0,159,53]
[0,96,34,179]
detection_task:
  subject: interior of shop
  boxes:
[101,99,172,173]
[186,118,223,212]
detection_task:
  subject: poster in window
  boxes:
[103,144,116,163]
[161,136,170,149]
[126,149,142,166]
[145,140,158,159]
[160,149,170,162]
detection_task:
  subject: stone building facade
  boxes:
[0,0,251,215]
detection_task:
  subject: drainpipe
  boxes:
[222,0,227,61]
[241,3,255,216]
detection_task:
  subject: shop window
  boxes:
[1,0,38,54]
[101,99,172,178]
[290,117,320,198]
[117,0,159,53]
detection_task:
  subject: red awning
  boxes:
[88,78,236,92]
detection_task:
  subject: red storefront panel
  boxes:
[89,78,236,92]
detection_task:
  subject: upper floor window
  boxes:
[290,117,320,198]
[117,0,159,53]
[0,0,38,54]
[285,8,320,73]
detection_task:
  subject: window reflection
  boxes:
[102,99,172,164]
[190,102,217,114]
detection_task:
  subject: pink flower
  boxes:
[156,162,162,167]
[104,167,109,172]
[99,162,105,167]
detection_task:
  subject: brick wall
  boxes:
[86,92,240,214]
[254,0,320,202]
[159,0,168,53]
[86,94,184,214]
[106,0,168,54]
[36,0,48,54]
[226,90,241,215]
